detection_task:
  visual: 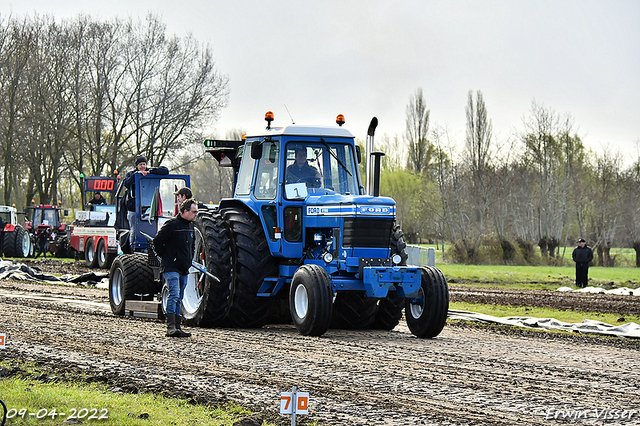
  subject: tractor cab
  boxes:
[114,172,191,252]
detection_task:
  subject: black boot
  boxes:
[175,315,191,337]
[166,314,181,337]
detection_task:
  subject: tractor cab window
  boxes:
[236,143,257,196]
[254,141,279,200]
[284,142,358,199]
[0,212,10,224]
[33,209,58,227]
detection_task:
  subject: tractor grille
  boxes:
[343,218,393,248]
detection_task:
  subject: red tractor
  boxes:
[24,203,73,258]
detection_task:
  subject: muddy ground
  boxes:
[1,259,639,425]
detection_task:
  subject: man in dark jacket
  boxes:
[34,228,51,259]
[88,192,107,206]
[153,198,198,337]
[572,238,594,288]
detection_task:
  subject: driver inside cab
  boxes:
[286,146,320,187]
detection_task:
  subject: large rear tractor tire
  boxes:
[85,238,98,268]
[290,264,333,336]
[223,208,278,328]
[180,213,233,326]
[109,254,155,316]
[2,225,31,258]
[97,238,116,269]
[372,223,409,330]
[330,292,377,329]
[405,266,449,338]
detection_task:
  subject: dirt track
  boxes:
[1,261,640,425]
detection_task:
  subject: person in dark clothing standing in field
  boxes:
[153,198,198,337]
[572,238,594,288]
[34,228,51,259]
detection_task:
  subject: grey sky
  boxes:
[7,0,640,161]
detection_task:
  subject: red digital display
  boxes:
[86,178,116,192]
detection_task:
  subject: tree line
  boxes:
[0,13,228,206]
[379,89,640,267]
[2,14,638,267]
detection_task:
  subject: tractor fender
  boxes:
[218,198,259,219]
[3,224,14,232]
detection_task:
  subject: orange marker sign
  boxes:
[0,333,5,349]
[280,391,309,415]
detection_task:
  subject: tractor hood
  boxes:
[304,193,396,219]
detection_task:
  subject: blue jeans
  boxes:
[164,271,188,315]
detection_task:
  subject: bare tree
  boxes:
[590,148,624,266]
[0,16,33,204]
[404,88,433,174]
[520,101,573,259]
[622,142,640,266]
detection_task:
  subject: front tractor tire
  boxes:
[290,264,333,336]
[405,266,449,338]
[109,254,155,316]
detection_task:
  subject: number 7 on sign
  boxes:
[280,392,309,415]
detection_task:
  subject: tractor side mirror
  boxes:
[355,145,362,164]
[64,210,69,216]
[251,142,263,160]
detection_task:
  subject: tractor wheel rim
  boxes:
[112,269,123,306]
[409,287,425,319]
[294,284,309,319]
[21,233,30,256]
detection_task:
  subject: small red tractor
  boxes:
[24,203,73,258]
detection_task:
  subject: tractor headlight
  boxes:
[392,254,402,265]
[322,252,334,263]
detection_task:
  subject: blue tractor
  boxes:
[189,112,449,337]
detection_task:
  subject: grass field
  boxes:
[413,244,639,268]
[0,361,277,426]
[437,264,639,290]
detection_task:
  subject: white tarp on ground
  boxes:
[448,310,640,339]
[0,260,109,288]
[557,286,640,296]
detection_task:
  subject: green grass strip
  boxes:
[0,373,271,426]
[438,264,639,289]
